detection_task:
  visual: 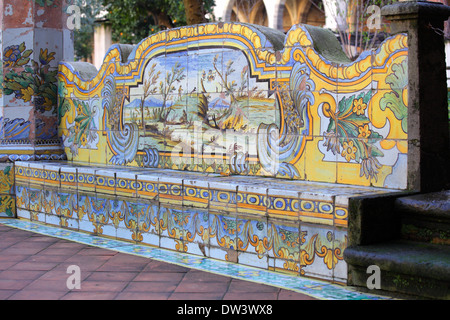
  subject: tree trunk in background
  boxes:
[183,0,207,25]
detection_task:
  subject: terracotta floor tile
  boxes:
[61,291,118,300]
[169,292,225,300]
[0,279,34,290]
[57,256,111,271]
[0,290,15,299]
[76,280,129,292]
[23,254,74,263]
[8,261,59,271]
[0,254,29,262]
[37,248,82,256]
[227,279,280,293]
[37,269,91,281]
[143,261,191,273]
[278,289,317,300]
[0,223,324,301]
[75,247,117,256]
[0,261,20,270]
[133,271,185,282]
[24,279,71,292]
[174,281,230,293]
[222,292,279,300]
[96,261,148,272]
[7,290,68,300]
[0,241,20,249]
[183,270,232,282]
[0,246,45,256]
[85,271,138,282]
[122,281,178,293]
[114,291,171,300]
[0,270,45,280]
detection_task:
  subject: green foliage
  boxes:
[103,0,215,44]
[71,0,215,58]
[68,0,106,61]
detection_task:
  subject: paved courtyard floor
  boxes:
[0,219,396,301]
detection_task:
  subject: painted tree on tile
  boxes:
[139,63,161,127]
[159,62,186,122]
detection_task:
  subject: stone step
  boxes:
[344,240,450,299]
[395,191,450,245]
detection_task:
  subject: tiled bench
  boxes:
[14,160,398,283]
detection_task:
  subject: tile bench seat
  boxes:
[13,160,398,283]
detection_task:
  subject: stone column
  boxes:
[382,0,450,192]
[0,0,73,217]
[0,0,73,162]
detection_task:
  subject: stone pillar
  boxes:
[0,0,73,217]
[382,0,450,192]
[0,0,73,162]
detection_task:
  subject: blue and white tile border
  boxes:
[0,218,394,300]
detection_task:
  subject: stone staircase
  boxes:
[344,191,450,299]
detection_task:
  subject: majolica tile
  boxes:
[267,219,301,268]
[158,176,183,205]
[77,167,96,192]
[236,214,268,269]
[27,162,44,186]
[333,226,348,283]
[209,180,238,213]
[108,197,127,230]
[236,184,267,215]
[298,191,334,226]
[334,195,349,228]
[300,223,335,281]
[305,136,338,185]
[136,173,159,200]
[60,166,77,190]
[182,178,209,208]
[14,163,29,186]
[28,186,42,213]
[42,163,60,188]
[77,192,94,223]
[0,194,15,218]
[45,212,61,227]
[95,169,116,195]
[183,206,209,243]
[267,188,300,220]
[137,201,160,246]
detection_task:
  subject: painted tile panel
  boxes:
[58,23,408,190]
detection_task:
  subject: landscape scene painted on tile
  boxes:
[58,23,408,190]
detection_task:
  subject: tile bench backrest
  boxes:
[58,23,408,190]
